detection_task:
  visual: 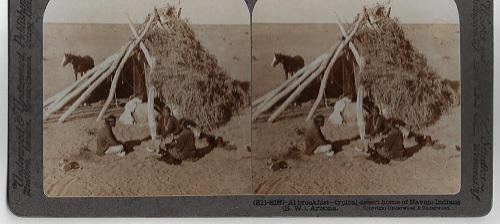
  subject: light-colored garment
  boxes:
[314,145,335,157]
[399,125,411,138]
[190,127,202,139]
[105,145,125,157]
[118,98,142,125]
[328,97,351,125]
[134,103,156,125]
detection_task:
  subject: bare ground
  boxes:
[43,109,251,197]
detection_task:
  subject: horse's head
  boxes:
[61,53,71,67]
[271,53,282,67]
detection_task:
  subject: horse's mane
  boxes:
[275,52,288,58]
[65,53,81,59]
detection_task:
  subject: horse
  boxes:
[61,53,95,81]
[271,53,305,80]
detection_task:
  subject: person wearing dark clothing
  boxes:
[96,115,125,157]
[368,120,405,164]
[164,116,182,136]
[171,127,197,160]
[304,115,335,157]
[158,106,182,138]
[366,106,387,138]
[158,119,197,164]
[376,125,404,159]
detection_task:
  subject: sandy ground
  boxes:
[43,24,251,196]
[251,24,461,195]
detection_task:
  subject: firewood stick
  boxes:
[43,49,126,121]
[55,49,128,123]
[252,53,328,109]
[306,14,364,121]
[97,13,155,121]
[251,55,327,121]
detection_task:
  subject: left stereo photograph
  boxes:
[42,0,252,197]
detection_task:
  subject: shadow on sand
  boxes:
[123,136,151,154]
[331,136,360,153]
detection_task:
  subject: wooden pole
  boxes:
[43,75,90,109]
[251,54,327,121]
[147,87,157,140]
[251,53,328,110]
[146,57,157,140]
[252,66,306,108]
[126,13,154,67]
[267,62,330,122]
[43,50,126,121]
[334,12,363,67]
[43,58,113,108]
[305,14,365,121]
[356,85,366,141]
[97,13,155,121]
[56,45,131,123]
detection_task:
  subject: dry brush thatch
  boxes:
[141,6,249,130]
[354,6,459,128]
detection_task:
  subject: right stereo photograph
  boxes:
[251,0,461,195]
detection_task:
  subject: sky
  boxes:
[253,0,459,24]
[44,0,459,25]
[44,0,251,24]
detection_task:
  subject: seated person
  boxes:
[365,106,387,138]
[304,115,335,157]
[368,119,405,163]
[96,115,126,157]
[158,106,182,139]
[158,119,197,164]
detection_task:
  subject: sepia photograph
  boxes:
[251,0,461,195]
[42,0,251,197]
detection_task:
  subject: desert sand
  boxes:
[251,23,461,195]
[43,24,252,197]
